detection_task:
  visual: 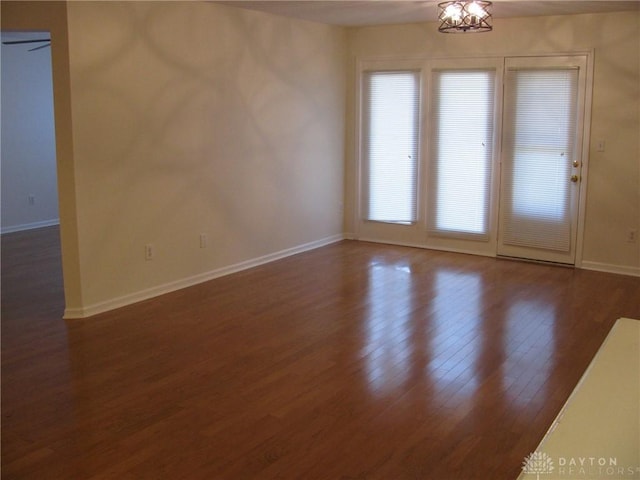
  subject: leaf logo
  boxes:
[522,451,554,480]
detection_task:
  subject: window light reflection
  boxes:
[429,270,482,404]
[364,261,413,394]
[503,300,556,406]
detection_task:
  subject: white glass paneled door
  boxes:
[498,56,588,264]
[425,58,503,257]
[428,68,496,239]
[355,58,426,246]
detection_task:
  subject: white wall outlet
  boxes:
[28,194,35,206]
[199,233,208,249]
[627,229,638,243]
[145,244,154,260]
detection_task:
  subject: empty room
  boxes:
[1,1,639,479]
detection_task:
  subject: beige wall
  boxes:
[345,11,640,273]
[64,1,346,314]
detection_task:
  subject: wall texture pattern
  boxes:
[65,2,347,314]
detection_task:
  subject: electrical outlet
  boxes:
[596,139,605,152]
[199,233,208,249]
[28,194,35,206]
[145,244,154,260]
[627,229,638,243]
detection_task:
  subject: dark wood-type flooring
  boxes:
[2,226,639,479]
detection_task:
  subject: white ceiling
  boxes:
[215,1,640,27]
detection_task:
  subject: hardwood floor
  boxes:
[2,226,639,479]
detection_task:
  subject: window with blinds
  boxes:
[428,69,495,238]
[500,68,579,251]
[362,71,420,224]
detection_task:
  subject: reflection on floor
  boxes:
[2,227,640,479]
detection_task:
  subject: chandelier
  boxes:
[438,1,493,33]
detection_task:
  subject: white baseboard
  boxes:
[349,237,640,277]
[354,236,496,258]
[59,237,640,319]
[1,219,60,234]
[580,261,640,277]
[64,234,344,319]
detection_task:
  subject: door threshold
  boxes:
[497,255,575,268]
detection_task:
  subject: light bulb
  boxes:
[467,1,487,19]
[444,3,463,23]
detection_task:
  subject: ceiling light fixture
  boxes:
[438,1,493,33]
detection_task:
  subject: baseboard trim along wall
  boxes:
[347,233,640,278]
[1,219,60,235]
[63,234,344,319]
[63,238,638,319]
[581,261,640,278]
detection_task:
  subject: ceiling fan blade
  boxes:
[2,38,51,45]
[28,43,51,52]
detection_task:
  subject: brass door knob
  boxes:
[571,175,580,183]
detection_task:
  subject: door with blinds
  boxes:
[498,56,588,264]
[355,60,425,245]
[426,58,503,257]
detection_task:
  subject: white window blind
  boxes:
[428,69,495,238]
[363,71,420,224]
[501,68,578,251]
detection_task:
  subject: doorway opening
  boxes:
[1,30,59,233]
[1,30,64,316]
